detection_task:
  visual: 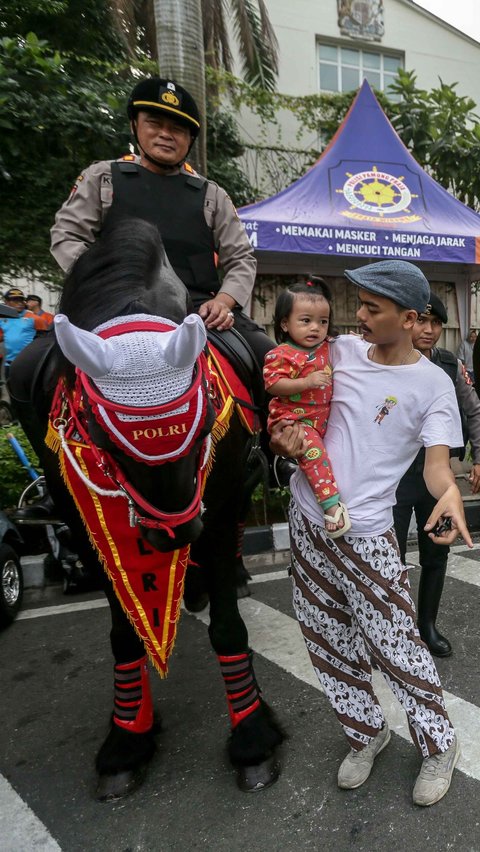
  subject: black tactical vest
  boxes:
[432,347,468,458]
[407,347,465,474]
[105,162,220,300]
[430,347,458,385]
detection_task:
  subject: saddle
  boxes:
[206,327,266,414]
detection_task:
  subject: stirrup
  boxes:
[272,455,298,488]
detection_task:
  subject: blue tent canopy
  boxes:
[239,80,480,268]
[239,80,480,333]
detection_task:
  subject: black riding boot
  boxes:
[417,564,452,657]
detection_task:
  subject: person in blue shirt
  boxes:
[0,288,44,377]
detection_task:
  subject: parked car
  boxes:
[0,510,24,627]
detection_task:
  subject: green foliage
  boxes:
[0,3,265,283]
[0,0,126,64]
[387,70,480,209]
[229,0,279,92]
[0,4,152,284]
[206,103,256,205]
[176,0,280,96]
[246,482,289,526]
[206,66,361,135]
[0,424,41,510]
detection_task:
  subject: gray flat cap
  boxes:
[345,260,430,313]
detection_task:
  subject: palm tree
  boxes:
[203,0,279,92]
[110,0,279,172]
[152,0,206,172]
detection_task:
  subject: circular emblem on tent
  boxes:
[342,168,411,215]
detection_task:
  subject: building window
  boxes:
[318,42,403,98]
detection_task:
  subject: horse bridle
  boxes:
[52,352,213,540]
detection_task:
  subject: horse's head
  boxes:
[48,219,213,551]
[53,221,215,552]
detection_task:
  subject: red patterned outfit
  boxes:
[264,340,339,509]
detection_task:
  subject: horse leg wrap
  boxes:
[113,656,153,734]
[235,523,246,561]
[218,651,261,729]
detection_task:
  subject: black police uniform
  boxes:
[393,347,463,657]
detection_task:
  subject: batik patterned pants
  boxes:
[289,498,455,758]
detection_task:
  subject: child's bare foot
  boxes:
[324,502,351,538]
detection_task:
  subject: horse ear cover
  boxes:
[55,312,206,376]
[54,314,115,378]
[162,313,206,368]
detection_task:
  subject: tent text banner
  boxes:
[240,81,480,267]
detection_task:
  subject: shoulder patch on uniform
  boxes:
[225,194,240,219]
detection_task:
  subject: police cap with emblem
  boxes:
[127,77,201,137]
[422,292,448,324]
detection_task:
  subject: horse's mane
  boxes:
[58,219,167,332]
[54,218,189,388]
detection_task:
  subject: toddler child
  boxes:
[263,279,350,537]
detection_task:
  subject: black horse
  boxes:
[13,219,283,800]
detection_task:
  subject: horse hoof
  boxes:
[236,756,280,792]
[96,766,146,802]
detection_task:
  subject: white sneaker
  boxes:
[337,724,391,789]
[413,736,460,806]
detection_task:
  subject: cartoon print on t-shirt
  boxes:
[374,396,397,425]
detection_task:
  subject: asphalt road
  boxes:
[1,544,480,852]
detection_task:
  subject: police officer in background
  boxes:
[50,76,274,367]
[393,292,480,657]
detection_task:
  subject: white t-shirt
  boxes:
[290,335,463,537]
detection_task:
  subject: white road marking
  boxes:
[408,548,480,588]
[16,546,480,622]
[193,597,480,782]
[16,542,479,623]
[247,569,289,584]
[0,775,62,852]
[14,547,480,788]
[17,598,109,620]
[447,555,480,586]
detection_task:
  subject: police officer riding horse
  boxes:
[15,77,293,534]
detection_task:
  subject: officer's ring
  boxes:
[227,311,234,317]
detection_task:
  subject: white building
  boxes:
[237,0,480,159]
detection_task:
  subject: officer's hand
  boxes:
[469,463,480,494]
[424,484,473,547]
[198,298,235,331]
[269,420,307,459]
